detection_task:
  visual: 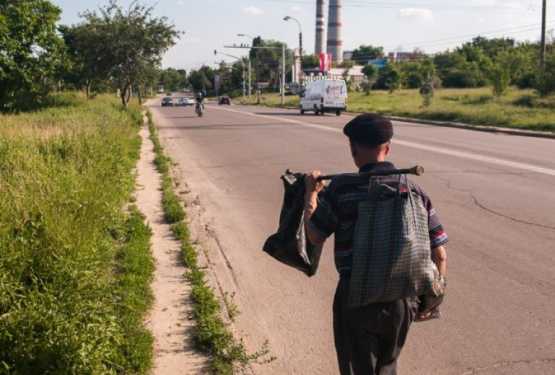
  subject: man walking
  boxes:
[303,113,448,375]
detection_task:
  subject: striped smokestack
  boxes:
[315,0,326,55]
[327,0,343,63]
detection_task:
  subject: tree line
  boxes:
[0,0,180,111]
[186,36,555,100]
[2,0,554,112]
[344,37,555,101]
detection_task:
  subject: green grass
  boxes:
[147,111,275,375]
[240,87,555,133]
[0,92,154,374]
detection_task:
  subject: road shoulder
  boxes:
[134,117,209,374]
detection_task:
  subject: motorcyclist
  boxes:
[195,93,204,113]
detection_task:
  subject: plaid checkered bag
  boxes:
[347,177,436,308]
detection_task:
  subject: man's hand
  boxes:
[304,171,325,195]
[303,171,326,246]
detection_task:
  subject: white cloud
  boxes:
[398,8,434,21]
[177,0,185,5]
[291,6,302,11]
[243,5,264,15]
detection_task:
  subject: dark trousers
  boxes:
[333,274,417,375]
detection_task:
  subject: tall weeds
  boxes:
[0,93,153,374]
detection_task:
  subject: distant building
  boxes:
[343,50,353,61]
[303,65,365,85]
[388,52,415,63]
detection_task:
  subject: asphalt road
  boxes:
[148,98,555,375]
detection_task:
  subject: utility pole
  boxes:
[299,31,303,94]
[238,34,253,99]
[541,0,547,70]
[282,43,285,105]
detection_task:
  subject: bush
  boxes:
[513,94,537,108]
[535,68,555,97]
[419,74,441,107]
[441,61,488,88]
[378,64,404,93]
[514,71,537,89]
[490,64,511,98]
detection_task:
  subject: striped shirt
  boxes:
[308,161,449,272]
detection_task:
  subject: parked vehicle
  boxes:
[175,98,192,107]
[300,79,347,116]
[218,95,230,105]
[161,97,174,107]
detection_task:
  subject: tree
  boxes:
[398,58,436,89]
[535,50,555,97]
[351,45,384,65]
[399,62,424,89]
[468,36,514,60]
[361,64,377,95]
[301,54,320,70]
[250,39,291,90]
[77,0,180,106]
[379,64,403,93]
[59,23,106,98]
[158,68,186,92]
[0,0,65,111]
[434,50,488,88]
[188,66,213,94]
[341,68,358,92]
[489,63,510,98]
[227,58,250,94]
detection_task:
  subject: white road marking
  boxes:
[216,107,555,176]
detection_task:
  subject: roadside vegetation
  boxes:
[240,87,555,133]
[146,112,275,375]
[0,93,154,374]
[1,0,553,371]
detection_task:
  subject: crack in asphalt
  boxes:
[202,222,241,293]
[459,358,555,374]
[431,173,555,230]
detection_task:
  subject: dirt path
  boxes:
[134,119,209,374]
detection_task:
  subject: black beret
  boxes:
[343,113,394,145]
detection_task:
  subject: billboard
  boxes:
[319,53,332,72]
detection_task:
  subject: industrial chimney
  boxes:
[327,0,343,63]
[315,0,326,55]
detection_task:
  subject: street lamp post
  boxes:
[284,16,303,95]
[238,34,253,99]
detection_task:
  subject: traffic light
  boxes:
[214,50,217,56]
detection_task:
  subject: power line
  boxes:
[382,20,555,50]
[260,0,518,11]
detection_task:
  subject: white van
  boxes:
[300,79,347,116]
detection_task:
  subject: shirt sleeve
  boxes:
[425,196,449,248]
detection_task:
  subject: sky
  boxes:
[49,0,553,72]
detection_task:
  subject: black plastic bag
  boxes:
[263,171,323,277]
